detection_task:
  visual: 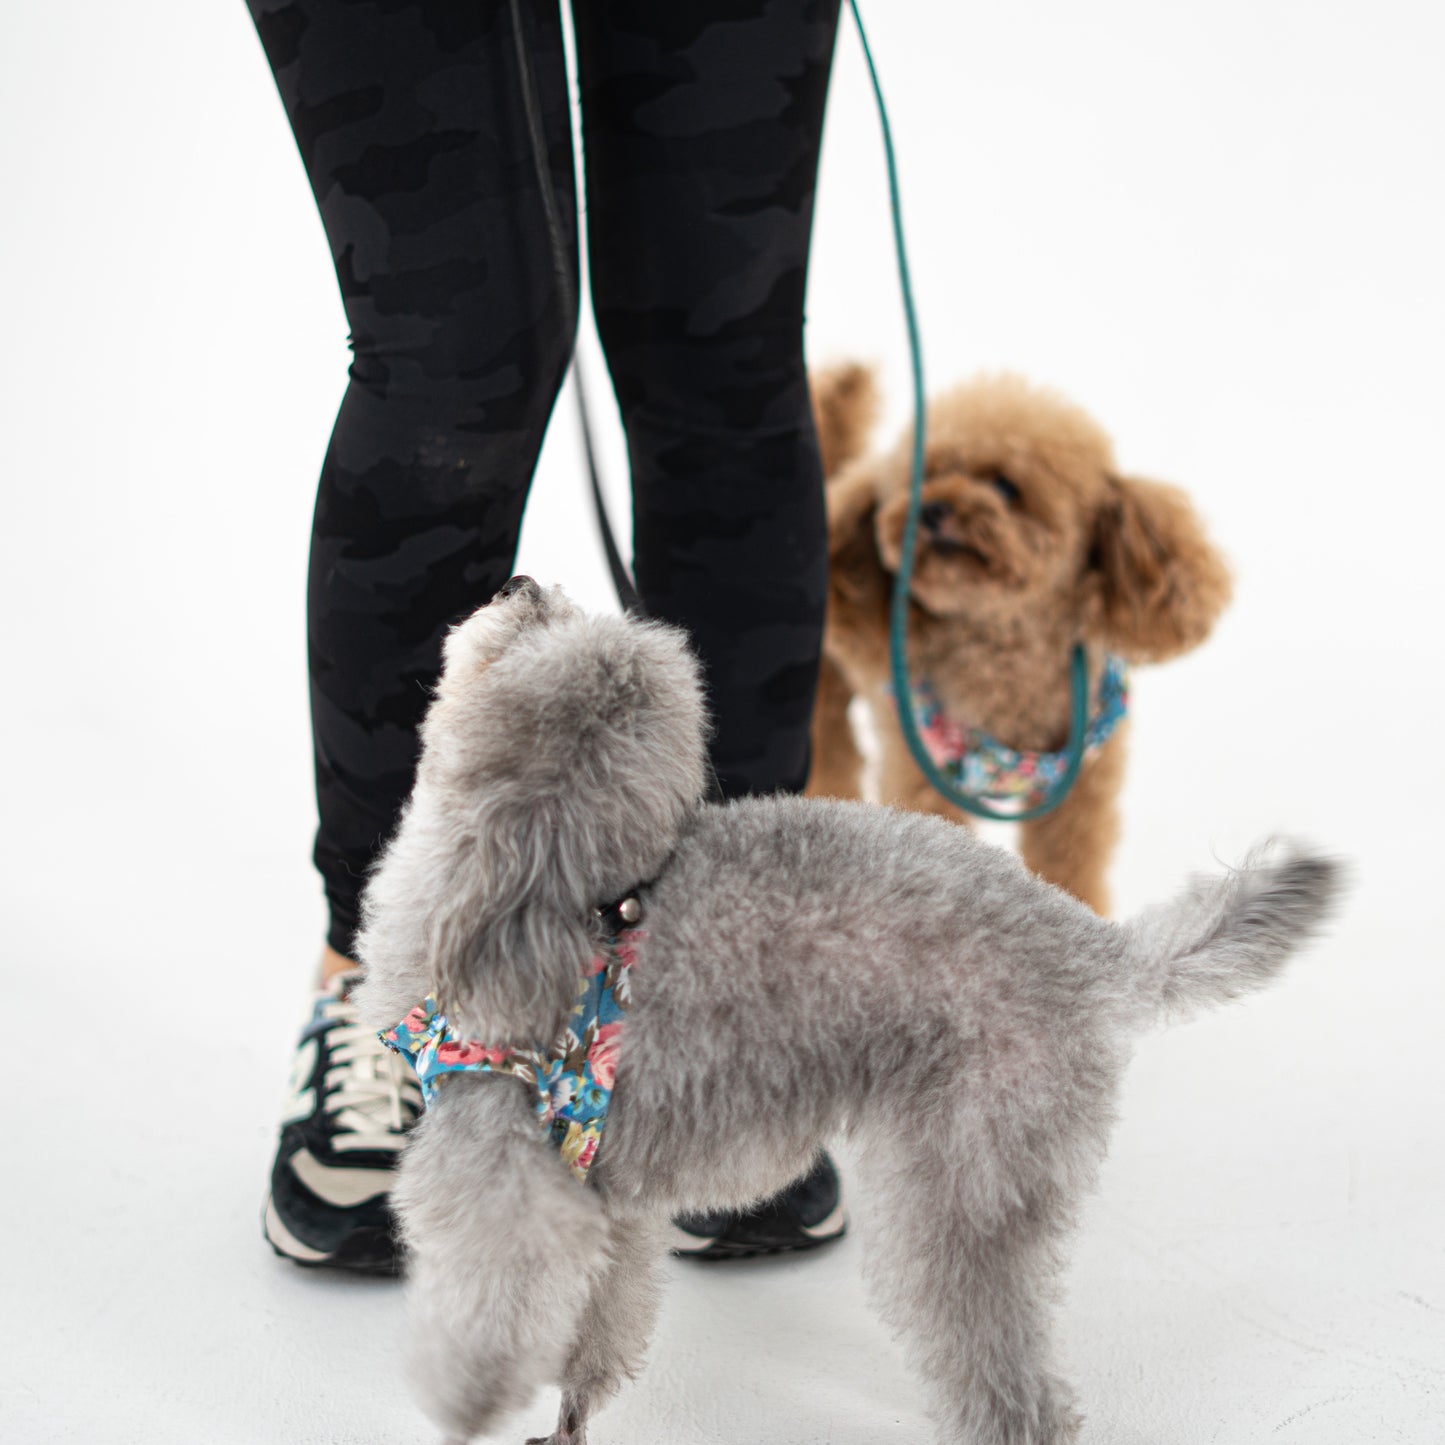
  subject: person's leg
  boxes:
[575,0,844,1254]
[249,0,578,962]
[246,0,577,1268]
[575,0,840,799]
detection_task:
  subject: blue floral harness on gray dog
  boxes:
[380,916,644,1185]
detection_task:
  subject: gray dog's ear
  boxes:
[1080,473,1233,663]
[427,823,595,1043]
[353,794,594,1043]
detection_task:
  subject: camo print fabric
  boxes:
[246,0,841,955]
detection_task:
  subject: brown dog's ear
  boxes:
[825,456,892,608]
[811,361,881,478]
[1083,474,1232,662]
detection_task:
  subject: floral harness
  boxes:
[897,655,1129,814]
[380,919,643,1185]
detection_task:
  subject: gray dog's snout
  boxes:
[497,575,540,601]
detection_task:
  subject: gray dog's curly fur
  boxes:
[353,580,1342,1445]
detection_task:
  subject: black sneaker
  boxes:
[262,969,422,1274]
[669,1153,847,1260]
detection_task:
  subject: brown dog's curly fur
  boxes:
[807,364,1232,914]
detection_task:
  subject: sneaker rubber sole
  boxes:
[668,1196,848,1261]
[263,1192,403,1276]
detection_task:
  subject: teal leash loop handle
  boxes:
[847,0,1090,822]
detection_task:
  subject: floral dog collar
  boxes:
[898,655,1129,814]
[380,926,643,1184]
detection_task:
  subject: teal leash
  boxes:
[846,0,1090,822]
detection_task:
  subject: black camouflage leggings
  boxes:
[247,0,842,955]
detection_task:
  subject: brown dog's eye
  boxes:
[990,473,1021,505]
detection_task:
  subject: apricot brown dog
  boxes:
[808,366,1232,913]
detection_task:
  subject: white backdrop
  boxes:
[2,2,1442,1442]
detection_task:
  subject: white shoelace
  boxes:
[320,993,424,1153]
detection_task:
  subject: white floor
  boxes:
[3,1,1443,1441]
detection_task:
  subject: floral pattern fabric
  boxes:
[898,655,1129,814]
[380,929,643,1184]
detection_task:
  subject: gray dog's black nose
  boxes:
[497,575,539,601]
[919,501,951,532]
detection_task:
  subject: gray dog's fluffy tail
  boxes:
[1119,840,1344,1024]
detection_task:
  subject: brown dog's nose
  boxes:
[919,501,951,532]
[496,575,540,601]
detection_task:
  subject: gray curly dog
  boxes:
[353,578,1342,1445]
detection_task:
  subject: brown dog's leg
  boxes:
[806,651,866,800]
[526,1215,667,1445]
[1018,727,1127,915]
